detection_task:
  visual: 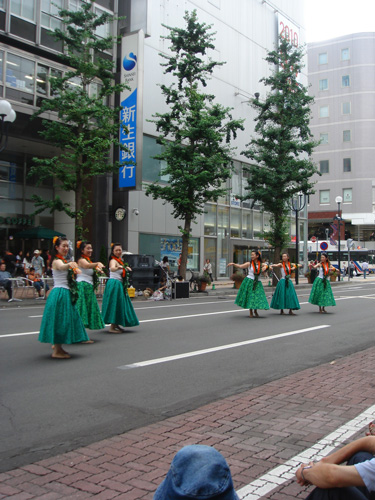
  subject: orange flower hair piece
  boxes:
[53,236,59,245]
[110,242,114,248]
[76,240,82,249]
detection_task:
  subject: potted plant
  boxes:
[230,271,245,289]
[304,270,312,284]
[197,272,211,292]
[330,268,338,282]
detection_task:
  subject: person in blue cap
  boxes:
[153,445,239,500]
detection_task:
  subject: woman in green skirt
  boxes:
[76,240,105,341]
[270,253,302,315]
[228,250,270,318]
[308,252,336,313]
[102,243,139,332]
[38,237,89,359]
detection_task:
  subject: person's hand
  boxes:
[296,462,311,486]
[126,266,132,272]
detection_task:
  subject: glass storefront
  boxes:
[139,233,199,272]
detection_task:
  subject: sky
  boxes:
[305,0,375,43]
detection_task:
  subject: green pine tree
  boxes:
[242,37,319,263]
[145,10,244,279]
[29,0,129,241]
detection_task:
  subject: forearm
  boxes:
[322,437,375,464]
[302,462,364,489]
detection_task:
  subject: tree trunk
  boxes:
[75,176,83,244]
[179,217,191,281]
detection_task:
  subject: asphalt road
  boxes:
[1,280,374,472]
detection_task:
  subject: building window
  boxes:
[319,79,328,91]
[319,160,329,174]
[342,102,351,115]
[341,48,350,61]
[320,133,329,144]
[319,105,329,118]
[6,53,34,94]
[343,130,351,142]
[318,52,327,65]
[204,204,217,236]
[0,0,4,9]
[343,158,351,172]
[41,0,62,30]
[69,0,84,11]
[95,6,112,38]
[343,188,352,203]
[10,0,35,21]
[342,75,350,87]
[320,190,330,204]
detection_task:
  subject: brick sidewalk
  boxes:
[1,347,375,499]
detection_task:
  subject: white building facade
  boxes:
[114,0,308,277]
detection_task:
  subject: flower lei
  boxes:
[283,261,291,288]
[55,254,79,305]
[81,255,104,292]
[322,261,329,289]
[111,256,130,292]
[251,260,261,290]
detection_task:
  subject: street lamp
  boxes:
[335,195,343,282]
[291,192,307,285]
[0,100,16,153]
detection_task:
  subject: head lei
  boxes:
[53,236,59,245]
[76,240,82,249]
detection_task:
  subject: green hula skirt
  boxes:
[235,277,270,310]
[102,279,139,327]
[270,278,300,310]
[38,287,89,344]
[76,281,105,330]
[309,277,336,307]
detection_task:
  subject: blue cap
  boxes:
[153,445,239,500]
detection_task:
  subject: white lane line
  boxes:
[118,325,330,369]
[237,404,375,499]
[26,300,237,318]
[0,331,39,338]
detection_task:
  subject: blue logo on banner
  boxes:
[123,52,137,71]
[119,90,137,188]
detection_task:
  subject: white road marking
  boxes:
[26,300,236,318]
[0,331,39,338]
[237,404,375,499]
[118,325,330,369]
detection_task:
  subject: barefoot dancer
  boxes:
[270,253,302,315]
[227,250,269,318]
[101,243,139,332]
[38,237,89,359]
[76,240,105,341]
[308,252,336,313]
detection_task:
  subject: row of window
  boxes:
[318,48,350,65]
[320,130,351,144]
[320,189,352,204]
[319,159,351,174]
[6,0,111,37]
[319,102,351,117]
[319,75,350,91]
[0,49,104,107]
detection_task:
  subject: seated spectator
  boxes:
[296,435,375,499]
[0,261,13,301]
[153,444,239,499]
[27,267,49,297]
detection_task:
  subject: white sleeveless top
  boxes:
[317,266,324,279]
[77,266,94,285]
[109,268,123,281]
[280,264,292,279]
[246,263,261,280]
[52,268,69,290]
